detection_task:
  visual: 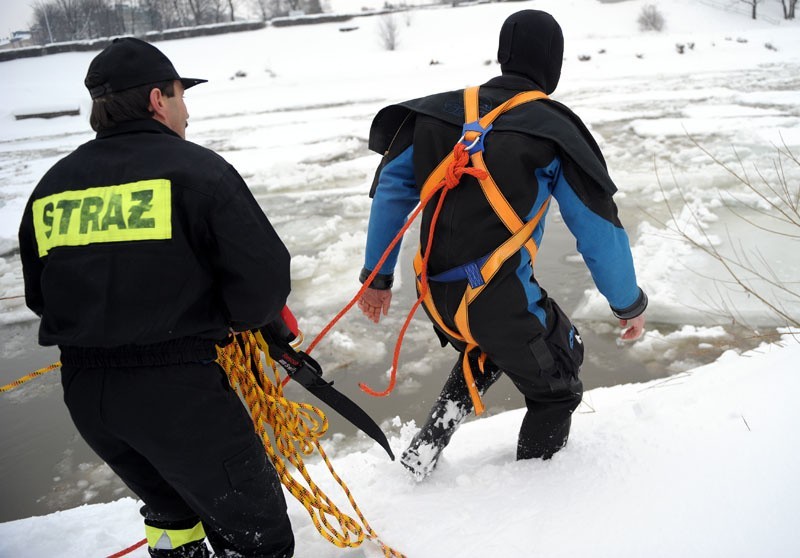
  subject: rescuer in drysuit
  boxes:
[357,10,647,478]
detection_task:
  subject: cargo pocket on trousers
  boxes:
[530,302,585,392]
[546,302,584,376]
[224,439,268,490]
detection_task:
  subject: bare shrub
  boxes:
[652,139,800,331]
[377,14,401,51]
[638,4,665,32]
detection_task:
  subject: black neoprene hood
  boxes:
[497,10,564,94]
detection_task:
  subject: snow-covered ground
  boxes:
[1,331,798,557]
[0,0,798,556]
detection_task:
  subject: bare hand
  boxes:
[358,288,392,324]
[619,313,646,341]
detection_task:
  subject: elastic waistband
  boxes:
[428,254,490,288]
[60,336,229,368]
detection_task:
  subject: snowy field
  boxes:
[0,0,799,556]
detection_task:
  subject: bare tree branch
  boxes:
[648,142,800,329]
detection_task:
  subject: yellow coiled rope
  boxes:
[2,334,404,557]
[216,331,405,557]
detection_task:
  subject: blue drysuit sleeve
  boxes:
[364,145,420,274]
[547,156,641,311]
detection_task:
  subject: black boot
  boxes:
[516,390,581,461]
[401,355,503,480]
[148,541,211,558]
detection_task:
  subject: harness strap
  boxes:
[466,87,543,264]
[419,88,548,199]
[452,198,550,346]
[415,86,550,415]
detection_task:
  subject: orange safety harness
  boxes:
[354,86,551,415]
[412,86,551,415]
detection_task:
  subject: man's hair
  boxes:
[90,80,175,132]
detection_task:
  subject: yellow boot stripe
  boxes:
[145,521,206,550]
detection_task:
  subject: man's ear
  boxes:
[148,87,166,118]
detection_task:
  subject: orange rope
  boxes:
[279,194,435,389]
[105,538,147,558]
[305,200,426,356]
[298,141,486,398]
[360,143,487,397]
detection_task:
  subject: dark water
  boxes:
[2,56,794,524]
[0,322,129,523]
[0,197,754,524]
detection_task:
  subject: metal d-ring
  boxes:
[458,133,482,152]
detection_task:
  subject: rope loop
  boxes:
[217,332,405,557]
[359,140,484,398]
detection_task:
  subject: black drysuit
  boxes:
[363,73,647,460]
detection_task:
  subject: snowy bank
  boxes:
[2,336,798,558]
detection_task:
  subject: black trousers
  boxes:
[428,270,584,460]
[61,361,294,558]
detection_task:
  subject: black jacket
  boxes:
[19,119,290,365]
[364,75,647,319]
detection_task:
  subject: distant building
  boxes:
[0,31,33,50]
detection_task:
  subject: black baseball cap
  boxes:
[85,37,207,99]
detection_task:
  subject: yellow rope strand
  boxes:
[0,361,61,393]
[216,332,405,558]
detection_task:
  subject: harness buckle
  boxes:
[462,261,485,288]
[458,121,493,154]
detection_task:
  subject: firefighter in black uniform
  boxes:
[358,10,647,478]
[18,38,294,557]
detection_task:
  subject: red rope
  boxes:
[280,143,485,396]
[359,143,487,397]
[106,537,147,558]
[358,182,448,396]
[305,198,429,356]
[306,142,482,356]
[279,190,437,389]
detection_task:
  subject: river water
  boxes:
[1,60,796,523]
[0,201,757,523]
